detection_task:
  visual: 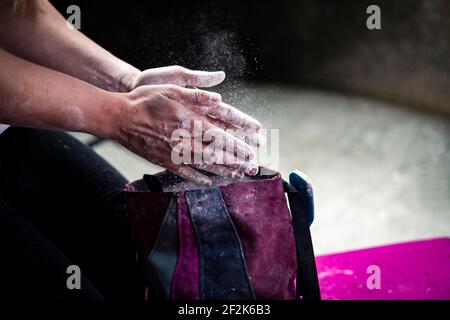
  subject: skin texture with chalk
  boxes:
[0,0,263,185]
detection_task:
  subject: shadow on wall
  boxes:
[249,0,450,116]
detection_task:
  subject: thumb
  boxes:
[183,70,226,88]
[164,86,222,107]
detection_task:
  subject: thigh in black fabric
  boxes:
[0,198,103,300]
[0,128,141,300]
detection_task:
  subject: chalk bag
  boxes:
[124,168,320,300]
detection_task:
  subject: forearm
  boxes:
[0,0,139,92]
[0,49,122,137]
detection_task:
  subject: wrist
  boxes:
[88,91,129,139]
[117,67,140,93]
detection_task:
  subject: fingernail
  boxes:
[256,134,266,147]
[246,150,255,161]
[245,163,259,176]
[199,177,212,187]
[248,133,265,148]
[211,93,222,104]
[255,122,262,133]
[214,71,226,79]
[231,170,244,180]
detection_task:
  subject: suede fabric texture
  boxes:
[125,172,297,300]
[220,174,297,299]
[171,192,201,299]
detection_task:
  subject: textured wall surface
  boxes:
[250,0,450,115]
[53,0,449,114]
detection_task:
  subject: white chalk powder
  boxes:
[0,124,9,135]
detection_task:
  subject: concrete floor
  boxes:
[73,85,450,255]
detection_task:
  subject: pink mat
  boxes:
[316,238,450,300]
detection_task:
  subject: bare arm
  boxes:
[0,0,139,92]
[0,49,258,184]
[0,0,262,184]
[0,48,119,136]
[0,1,228,93]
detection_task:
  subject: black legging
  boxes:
[0,127,141,300]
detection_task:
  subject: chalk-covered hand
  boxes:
[121,66,226,92]
[113,85,261,186]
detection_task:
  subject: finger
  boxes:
[170,139,214,164]
[206,102,262,132]
[172,138,258,176]
[202,145,259,176]
[193,163,244,180]
[223,161,259,176]
[133,67,225,88]
[232,129,265,148]
[183,70,226,87]
[243,132,265,148]
[165,162,212,186]
[205,115,238,130]
[165,86,222,107]
[206,116,265,147]
[202,122,255,162]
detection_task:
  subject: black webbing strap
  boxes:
[283,181,321,300]
[185,188,255,300]
[144,194,179,299]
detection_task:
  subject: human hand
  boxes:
[112,85,262,186]
[120,66,226,92]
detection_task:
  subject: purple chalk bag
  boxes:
[124,168,320,300]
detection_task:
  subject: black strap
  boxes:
[143,194,179,299]
[185,188,255,300]
[283,181,321,300]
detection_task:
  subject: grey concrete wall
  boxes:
[250,0,450,115]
